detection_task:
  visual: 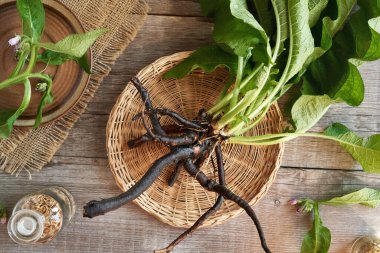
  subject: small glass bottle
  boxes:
[351,236,380,253]
[7,186,75,245]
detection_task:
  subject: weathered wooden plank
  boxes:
[146,0,202,17]
[1,157,379,253]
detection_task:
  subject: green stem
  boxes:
[0,74,28,90]
[207,64,264,115]
[228,132,339,146]
[230,56,244,110]
[25,45,38,74]
[0,44,47,91]
[221,2,288,135]
[9,50,29,78]
[271,0,282,62]
[232,103,271,135]
[216,66,271,129]
[0,72,51,90]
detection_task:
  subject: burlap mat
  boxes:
[0,0,148,176]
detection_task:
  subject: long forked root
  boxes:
[83,77,271,253]
[83,146,203,218]
[183,159,272,253]
[155,144,226,253]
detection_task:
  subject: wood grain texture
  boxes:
[1,157,380,253]
[146,0,201,16]
[1,1,380,253]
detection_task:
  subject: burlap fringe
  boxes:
[0,0,148,176]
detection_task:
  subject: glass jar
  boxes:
[7,186,75,245]
[351,236,380,253]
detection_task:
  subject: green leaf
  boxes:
[200,0,268,57]
[271,0,288,43]
[16,0,45,41]
[321,188,380,208]
[308,0,329,28]
[303,52,365,106]
[301,203,331,253]
[0,79,32,139]
[303,0,380,106]
[34,82,53,128]
[39,28,107,58]
[164,44,238,79]
[283,0,314,83]
[249,0,275,37]
[319,0,357,50]
[38,50,91,74]
[291,95,334,133]
[324,123,380,173]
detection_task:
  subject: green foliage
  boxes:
[321,188,380,208]
[296,188,380,252]
[301,203,331,253]
[34,81,53,128]
[303,0,380,106]
[164,44,238,79]
[166,0,380,174]
[282,0,314,83]
[291,95,334,133]
[39,29,107,58]
[324,123,380,174]
[38,51,91,74]
[0,80,31,138]
[200,0,268,57]
[0,0,106,138]
[16,0,45,41]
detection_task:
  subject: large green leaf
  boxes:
[319,0,357,50]
[271,0,288,43]
[164,44,238,79]
[0,79,31,139]
[39,29,107,58]
[249,0,275,37]
[283,0,314,83]
[200,0,268,57]
[303,55,365,106]
[324,123,380,174]
[291,95,334,133]
[303,0,380,106]
[38,50,91,74]
[301,203,331,253]
[321,188,380,208]
[16,0,45,41]
[308,0,329,28]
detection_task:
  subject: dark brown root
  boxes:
[84,77,271,253]
[127,133,153,148]
[183,159,271,253]
[155,144,226,253]
[167,161,183,187]
[155,108,204,130]
[131,77,166,136]
[84,146,201,218]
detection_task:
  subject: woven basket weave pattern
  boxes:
[107,52,284,228]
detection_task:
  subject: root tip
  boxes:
[83,200,104,219]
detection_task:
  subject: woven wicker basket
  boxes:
[106,52,284,228]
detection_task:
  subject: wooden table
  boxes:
[1,1,380,252]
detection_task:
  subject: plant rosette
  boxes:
[82,1,380,253]
[0,0,107,138]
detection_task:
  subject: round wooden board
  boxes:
[0,0,90,126]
